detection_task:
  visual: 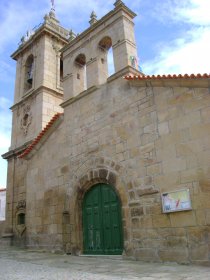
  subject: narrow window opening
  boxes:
[18,213,25,225]
[60,58,63,87]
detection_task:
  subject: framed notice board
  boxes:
[162,189,192,213]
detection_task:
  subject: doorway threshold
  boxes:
[79,255,123,260]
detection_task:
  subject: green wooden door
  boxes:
[83,184,123,255]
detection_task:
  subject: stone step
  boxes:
[79,254,123,260]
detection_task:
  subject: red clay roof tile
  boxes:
[123,73,210,80]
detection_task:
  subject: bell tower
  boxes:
[10,8,69,151]
[62,0,141,101]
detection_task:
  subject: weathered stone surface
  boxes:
[98,169,108,179]
[130,207,144,217]
[158,121,169,136]
[152,214,171,228]
[146,163,162,176]
[170,211,197,227]
[200,179,210,192]
[0,221,6,237]
[131,218,140,229]
[190,245,209,261]
[195,210,206,226]
[205,210,210,225]
[145,204,162,215]
[135,248,160,262]
[163,236,188,248]
[107,171,116,185]
[159,248,189,264]
[139,216,153,228]
[60,166,69,174]
[137,187,159,197]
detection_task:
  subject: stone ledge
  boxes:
[2,140,33,160]
[137,187,159,197]
[61,86,99,108]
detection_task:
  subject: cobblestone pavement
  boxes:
[0,248,210,280]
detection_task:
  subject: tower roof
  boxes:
[11,9,69,60]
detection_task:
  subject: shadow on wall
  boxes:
[0,221,6,237]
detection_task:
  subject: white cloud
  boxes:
[142,0,210,75]
[173,0,210,25]
[151,0,210,25]
[143,27,210,75]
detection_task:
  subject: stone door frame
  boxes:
[68,157,132,256]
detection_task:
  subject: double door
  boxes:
[82,184,123,254]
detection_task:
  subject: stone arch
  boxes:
[98,36,115,77]
[74,53,87,92]
[67,156,133,255]
[98,36,112,51]
[75,53,86,67]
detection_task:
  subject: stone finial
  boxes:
[44,13,50,23]
[44,7,60,25]
[19,30,35,46]
[89,11,98,26]
[68,29,76,41]
[49,9,56,19]
[114,0,124,7]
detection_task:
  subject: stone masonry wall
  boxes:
[23,76,210,264]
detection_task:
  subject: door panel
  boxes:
[83,184,123,255]
[83,186,103,253]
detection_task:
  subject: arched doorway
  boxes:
[82,183,123,255]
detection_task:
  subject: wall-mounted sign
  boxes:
[161,189,192,213]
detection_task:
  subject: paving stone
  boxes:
[0,248,210,280]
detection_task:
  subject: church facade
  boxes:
[2,1,210,265]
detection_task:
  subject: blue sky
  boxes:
[0,0,210,187]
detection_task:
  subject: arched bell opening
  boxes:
[74,53,87,92]
[24,55,34,92]
[98,36,115,77]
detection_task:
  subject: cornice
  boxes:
[10,86,63,111]
[11,23,69,60]
[1,140,33,160]
[61,4,136,54]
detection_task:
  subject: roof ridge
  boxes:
[123,73,210,80]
